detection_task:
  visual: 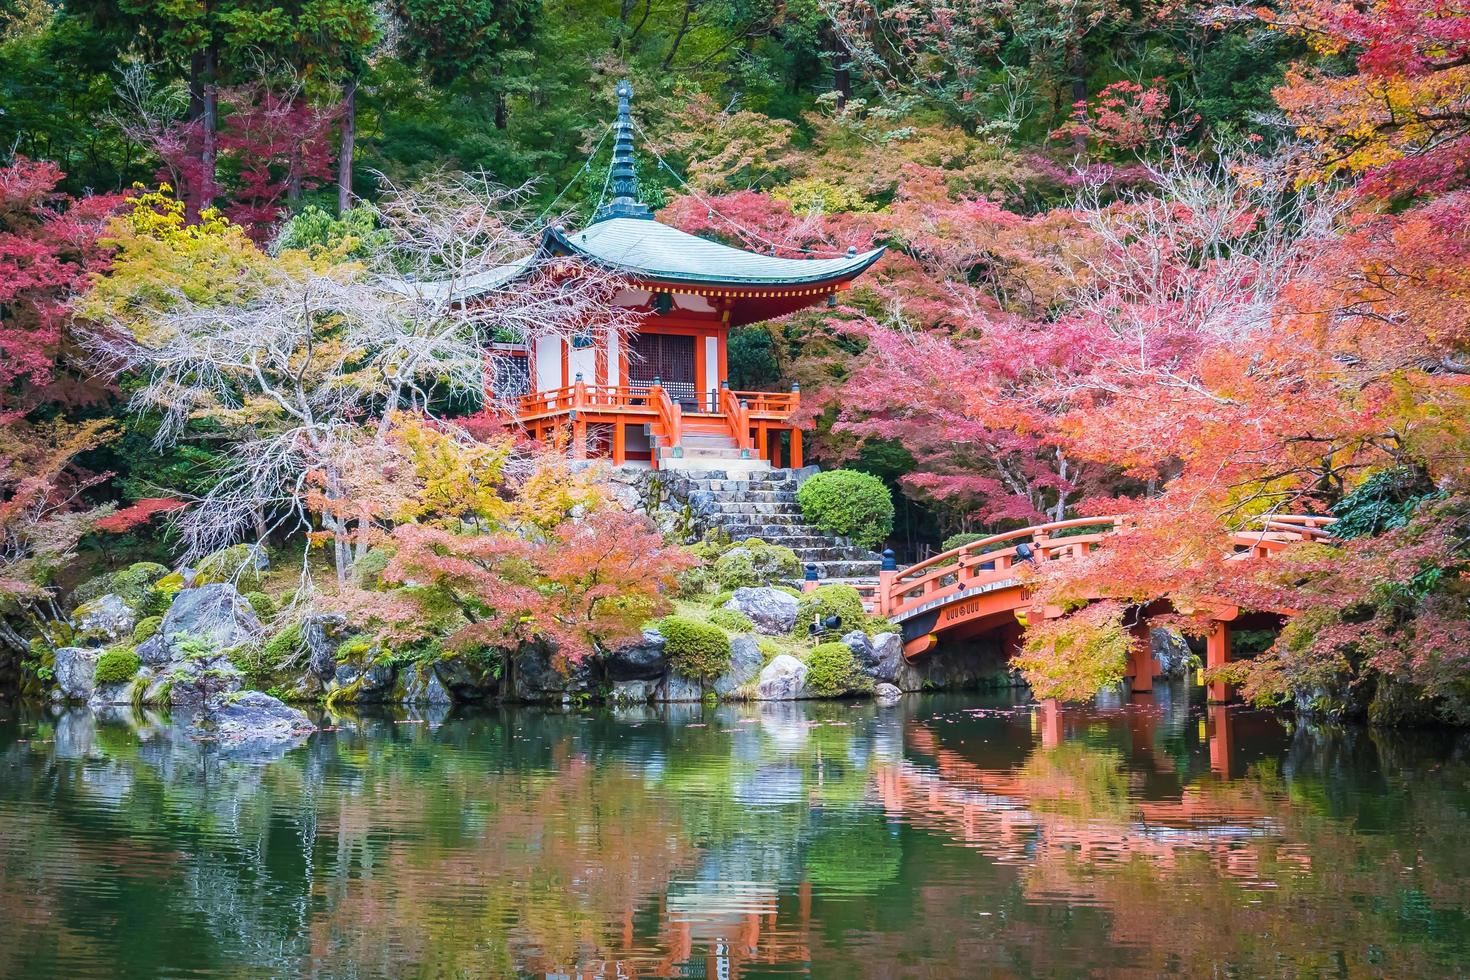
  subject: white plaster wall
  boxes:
[606,329,621,386]
[534,336,562,392]
[704,335,719,403]
[569,343,597,385]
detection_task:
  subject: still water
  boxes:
[1,689,1468,978]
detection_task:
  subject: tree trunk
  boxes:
[662,0,695,70]
[494,90,508,130]
[201,42,219,211]
[338,74,357,213]
[1068,42,1088,155]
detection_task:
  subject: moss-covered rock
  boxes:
[711,541,802,589]
[794,584,866,636]
[94,646,142,685]
[708,607,755,632]
[804,641,871,697]
[71,562,168,608]
[132,615,163,644]
[658,616,732,681]
[243,591,275,620]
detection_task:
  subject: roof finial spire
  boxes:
[595,79,652,222]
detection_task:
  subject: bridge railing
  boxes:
[877,516,1128,619]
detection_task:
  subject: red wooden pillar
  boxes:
[1040,698,1064,749]
[1207,704,1233,776]
[1128,617,1154,693]
[790,428,803,468]
[612,421,626,466]
[1206,622,1232,703]
[756,424,768,462]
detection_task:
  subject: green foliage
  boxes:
[173,633,217,661]
[1332,467,1439,539]
[71,562,168,607]
[794,584,866,636]
[711,540,802,589]
[94,646,141,684]
[194,544,261,585]
[797,470,894,549]
[708,608,754,632]
[727,326,782,389]
[804,641,870,697]
[137,587,173,619]
[941,532,985,552]
[273,206,388,259]
[244,591,275,619]
[132,615,163,645]
[658,615,731,681]
[263,622,305,665]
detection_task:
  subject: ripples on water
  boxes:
[1,687,1468,978]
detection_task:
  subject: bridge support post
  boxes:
[1207,704,1234,776]
[1206,622,1232,703]
[1128,617,1154,694]
[1040,698,1064,749]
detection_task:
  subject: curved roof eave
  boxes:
[543,219,885,288]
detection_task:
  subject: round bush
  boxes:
[132,615,163,645]
[794,584,866,636]
[797,470,894,550]
[94,646,142,685]
[941,532,986,553]
[658,616,732,681]
[244,591,275,619]
[708,608,755,633]
[804,642,870,697]
[712,541,801,589]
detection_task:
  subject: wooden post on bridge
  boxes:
[1206,622,1232,703]
[1207,703,1234,776]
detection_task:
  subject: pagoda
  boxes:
[491,80,883,472]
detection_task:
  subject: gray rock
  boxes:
[724,587,799,635]
[88,677,140,708]
[302,613,348,680]
[357,661,398,701]
[53,647,99,702]
[1151,627,1194,678]
[400,662,451,705]
[659,673,704,702]
[333,663,361,687]
[72,593,138,644]
[841,630,881,677]
[868,633,904,683]
[191,691,313,751]
[160,583,263,654]
[135,634,170,666]
[713,635,764,698]
[756,654,808,700]
[511,641,593,702]
[168,655,244,707]
[604,629,667,681]
[874,682,902,705]
[610,679,654,704]
[432,653,502,703]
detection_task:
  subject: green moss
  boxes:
[95,646,142,684]
[708,608,755,632]
[804,641,870,697]
[658,616,732,681]
[244,591,275,619]
[794,584,866,636]
[195,544,262,585]
[336,636,376,663]
[796,470,894,550]
[712,541,801,589]
[72,561,169,607]
[132,615,163,644]
[263,622,305,665]
[353,547,393,587]
[137,586,172,618]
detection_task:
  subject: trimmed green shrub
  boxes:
[95,646,142,684]
[132,615,163,645]
[658,616,732,680]
[708,608,755,632]
[941,532,986,552]
[797,470,894,549]
[794,584,866,636]
[804,642,871,697]
[244,591,275,619]
[137,586,173,618]
[712,540,801,589]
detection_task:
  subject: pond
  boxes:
[2,689,1468,978]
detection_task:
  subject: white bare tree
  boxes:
[90,175,637,584]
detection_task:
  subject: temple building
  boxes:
[488,81,883,472]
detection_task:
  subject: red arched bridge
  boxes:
[854,514,1335,701]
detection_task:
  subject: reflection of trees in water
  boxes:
[0,700,1468,976]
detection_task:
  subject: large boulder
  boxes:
[712,635,764,698]
[135,634,171,666]
[160,584,264,654]
[756,654,808,700]
[724,587,799,635]
[868,633,904,683]
[432,653,502,703]
[510,641,594,703]
[72,593,138,645]
[874,682,902,705]
[302,613,349,680]
[189,691,313,752]
[167,654,244,707]
[604,629,668,681]
[610,679,654,704]
[658,673,704,702]
[400,662,450,705]
[1152,627,1194,678]
[53,647,99,702]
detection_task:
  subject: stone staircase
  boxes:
[678,468,883,580]
[654,416,773,477]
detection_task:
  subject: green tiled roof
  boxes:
[545,218,884,286]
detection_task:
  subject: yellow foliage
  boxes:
[389,414,514,527]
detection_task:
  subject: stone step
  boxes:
[720,519,811,535]
[793,548,880,563]
[660,458,774,477]
[685,479,798,494]
[699,489,797,503]
[809,560,884,579]
[701,501,801,516]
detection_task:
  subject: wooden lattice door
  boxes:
[627,332,698,408]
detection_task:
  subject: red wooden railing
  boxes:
[730,390,800,416]
[650,382,683,451]
[718,386,753,452]
[876,513,1335,620]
